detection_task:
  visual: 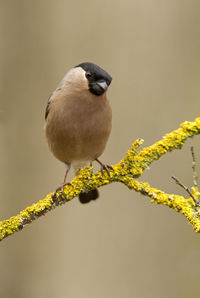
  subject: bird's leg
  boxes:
[89,161,94,172]
[62,162,71,186]
[95,158,113,176]
[55,163,71,197]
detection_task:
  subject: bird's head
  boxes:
[60,62,112,96]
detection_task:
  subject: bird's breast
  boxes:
[45,91,112,163]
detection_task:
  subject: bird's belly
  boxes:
[45,111,111,163]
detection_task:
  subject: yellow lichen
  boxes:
[0,117,200,241]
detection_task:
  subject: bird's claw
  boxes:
[54,182,72,199]
[100,164,113,176]
[95,158,113,176]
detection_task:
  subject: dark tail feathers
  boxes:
[79,189,99,204]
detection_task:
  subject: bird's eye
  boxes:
[86,72,92,79]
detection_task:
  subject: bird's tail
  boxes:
[79,189,99,204]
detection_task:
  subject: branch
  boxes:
[1,117,200,241]
[171,175,198,206]
[191,146,198,187]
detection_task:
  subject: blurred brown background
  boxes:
[1,1,200,297]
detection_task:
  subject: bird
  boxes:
[45,62,112,203]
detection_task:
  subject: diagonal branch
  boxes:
[1,117,200,241]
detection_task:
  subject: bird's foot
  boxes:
[95,158,113,176]
[100,164,113,176]
[54,182,71,199]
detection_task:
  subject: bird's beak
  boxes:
[96,80,108,93]
[89,80,109,96]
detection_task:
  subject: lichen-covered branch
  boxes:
[1,117,200,241]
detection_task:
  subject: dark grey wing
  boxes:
[45,94,52,120]
[45,85,62,120]
[45,87,62,120]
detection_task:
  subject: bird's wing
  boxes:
[45,88,62,120]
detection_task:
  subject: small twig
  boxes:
[191,146,198,187]
[172,175,198,207]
